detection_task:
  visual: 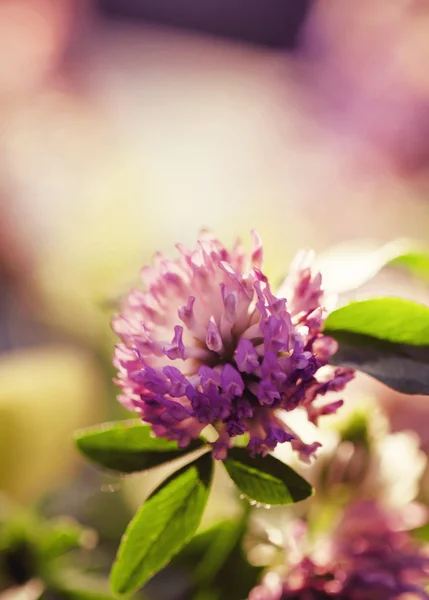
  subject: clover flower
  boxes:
[249,501,429,600]
[112,231,353,459]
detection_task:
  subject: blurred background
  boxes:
[2,1,429,598]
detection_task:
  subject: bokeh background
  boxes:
[2,1,429,598]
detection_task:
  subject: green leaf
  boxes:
[324,298,429,394]
[324,298,429,346]
[192,520,243,586]
[110,454,213,595]
[0,511,96,588]
[389,251,429,283]
[75,420,205,474]
[223,449,312,505]
[173,507,261,600]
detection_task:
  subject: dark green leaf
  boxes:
[223,449,312,505]
[192,520,243,586]
[172,507,260,600]
[324,298,429,346]
[75,420,205,474]
[326,330,429,394]
[324,298,429,394]
[110,454,213,595]
[204,539,261,600]
[196,511,260,600]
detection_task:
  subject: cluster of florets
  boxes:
[249,501,429,600]
[113,231,353,459]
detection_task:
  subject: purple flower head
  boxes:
[112,231,353,459]
[249,501,429,600]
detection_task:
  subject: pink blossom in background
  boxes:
[301,0,429,174]
[249,501,429,599]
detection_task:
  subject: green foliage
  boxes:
[223,449,312,505]
[172,508,261,600]
[193,518,261,600]
[74,422,317,597]
[110,454,213,595]
[192,520,243,586]
[75,420,206,474]
[0,509,101,594]
[38,518,96,562]
[325,298,429,394]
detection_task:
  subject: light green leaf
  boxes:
[389,251,429,283]
[223,449,312,505]
[324,298,429,346]
[110,454,212,595]
[75,420,205,474]
[324,298,429,394]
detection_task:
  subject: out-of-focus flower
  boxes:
[302,0,429,173]
[248,403,427,583]
[113,232,353,460]
[274,399,426,515]
[249,501,429,600]
[0,0,78,97]
[321,411,426,512]
[0,345,105,503]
